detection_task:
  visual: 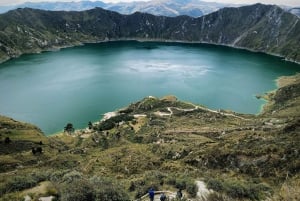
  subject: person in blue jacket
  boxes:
[148,188,155,201]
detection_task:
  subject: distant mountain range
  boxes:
[289,7,300,16]
[0,0,299,18]
[0,0,237,17]
[0,4,299,63]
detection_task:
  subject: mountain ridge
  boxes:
[0,0,233,17]
[0,3,299,64]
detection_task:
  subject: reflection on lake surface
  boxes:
[0,41,299,134]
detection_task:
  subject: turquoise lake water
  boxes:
[0,41,299,134]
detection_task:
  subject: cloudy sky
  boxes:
[0,0,299,7]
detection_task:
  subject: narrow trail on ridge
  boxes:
[154,102,251,121]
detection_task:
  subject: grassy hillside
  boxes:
[0,73,299,201]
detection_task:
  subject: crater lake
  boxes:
[0,41,299,134]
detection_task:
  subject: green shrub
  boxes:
[58,176,130,201]
[50,170,69,182]
[128,181,136,192]
[165,175,176,186]
[207,179,224,191]
[165,174,198,197]
[98,114,134,131]
[225,181,247,198]
[175,178,187,190]
[30,170,51,182]
[61,170,82,183]
[1,175,38,193]
[186,181,198,198]
[144,171,166,184]
[59,179,93,201]
[207,192,231,201]
[90,176,130,201]
[119,108,133,114]
[206,178,272,200]
[130,135,144,143]
[99,136,109,149]
[135,186,148,199]
[0,193,23,201]
[64,123,75,133]
[0,170,55,195]
[98,120,115,131]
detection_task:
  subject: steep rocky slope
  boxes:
[0,3,299,63]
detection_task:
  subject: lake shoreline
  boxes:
[51,71,300,138]
[1,40,299,135]
[48,73,299,136]
[1,38,300,65]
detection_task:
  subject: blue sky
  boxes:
[0,0,299,7]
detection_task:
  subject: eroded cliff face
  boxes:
[0,3,299,63]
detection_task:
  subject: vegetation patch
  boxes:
[97,114,134,131]
[206,178,272,200]
[0,74,300,200]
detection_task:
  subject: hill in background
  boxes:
[0,0,236,17]
[0,4,299,64]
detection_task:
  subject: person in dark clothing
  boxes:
[148,188,155,201]
[160,192,167,201]
[176,189,183,200]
